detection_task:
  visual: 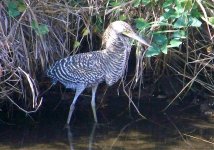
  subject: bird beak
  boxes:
[122,31,151,47]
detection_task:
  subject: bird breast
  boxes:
[103,48,130,86]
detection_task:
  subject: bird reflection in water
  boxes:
[67,123,97,150]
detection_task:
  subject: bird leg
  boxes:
[91,85,98,123]
[67,86,85,125]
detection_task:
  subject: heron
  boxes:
[47,21,150,124]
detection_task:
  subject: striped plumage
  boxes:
[47,48,128,88]
[47,21,150,124]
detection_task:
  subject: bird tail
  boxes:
[46,66,57,85]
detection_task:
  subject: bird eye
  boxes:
[122,29,130,35]
[124,29,130,33]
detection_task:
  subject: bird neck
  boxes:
[105,36,132,54]
[102,38,132,86]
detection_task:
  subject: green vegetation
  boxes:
[7,0,26,17]
[31,21,49,35]
[135,0,204,56]
[0,0,214,113]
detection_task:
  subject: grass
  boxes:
[0,0,214,114]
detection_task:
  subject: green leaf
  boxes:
[17,2,26,12]
[175,4,185,14]
[36,24,49,35]
[188,17,202,27]
[133,0,141,7]
[153,33,168,54]
[146,44,161,57]
[190,4,201,18]
[153,33,168,46]
[181,0,192,11]
[8,1,20,17]
[146,33,169,57]
[8,1,17,9]
[73,41,80,49]
[110,1,121,6]
[162,9,178,20]
[141,0,151,5]
[7,0,26,17]
[167,39,182,48]
[173,30,186,39]
[135,18,150,30]
[163,0,174,8]
[31,21,39,29]
[208,17,214,26]
[31,21,49,35]
[161,44,168,54]
[173,15,188,28]
[8,9,20,17]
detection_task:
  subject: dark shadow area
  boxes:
[0,87,214,150]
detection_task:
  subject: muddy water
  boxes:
[0,96,214,150]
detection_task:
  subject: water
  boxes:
[0,95,214,150]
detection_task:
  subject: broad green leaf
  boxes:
[119,14,127,21]
[8,1,20,17]
[188,17,202,27]
[175,0,187,5]
[159,16,167,22]
[110,1,121,6]
[133,0,141,7]
[17,2,26,12]
[82,28,90,36]
[190,4,201,18]
[8,9,20,17]
[141,0,151,5]
[163,0,174,8]
[8,1,17,9]
[175,4,185,14]
[181,0,192,11]
[135,18,150,30]
[146,34,169,57]
[153,34,168,54]
[161,44,168,54]
[146,44,161,57]
[167,39,182,48]
[7,0,26,17]
[173,30,186,39]
[162,9,178,20]
[31,21,39,29]
[173,15,188,28]
[36,24,49,35]
[153,33,168,46]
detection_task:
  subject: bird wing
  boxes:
[47,51,105,87]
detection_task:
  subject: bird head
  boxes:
[102,21,150,48]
